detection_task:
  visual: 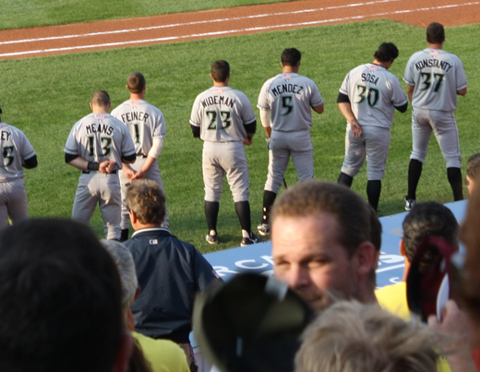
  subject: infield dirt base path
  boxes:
[0,0,479,60]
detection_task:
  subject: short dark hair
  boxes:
[126,179,166,225]
[0,218,123,372]
[272,181,382,256]
[211,60,230,82]
[373,42,399,62]
[127,72,146,94]
[281,48,302,66]
[426,22,445,44]
[467,153,480,180]
[402,201,459,263]
[91,90,111,106]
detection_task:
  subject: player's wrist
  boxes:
[87,161,100,171]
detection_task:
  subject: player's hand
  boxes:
[132,169,147,180]
[243,138,252,146]
[122,165,136,180]
[350,120,362,138]
[98,160,111,174]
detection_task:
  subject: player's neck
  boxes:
[427,43,443,50]
[213,81,228,87]
[282,66,299,74]
[371,59,390,69]
[129,93,145,100]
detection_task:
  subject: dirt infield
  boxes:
[0,0,479,60]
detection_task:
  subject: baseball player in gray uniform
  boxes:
[404,22,468,210]
[190,60,261,247]
[64,90,136,240]
[257,48,324,236]
[337,42,408,212]
[111,72,168,241]
[0,106,37,227]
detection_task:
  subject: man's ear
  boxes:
[399,238,407,257]
[111,331,133,372]
[353,241,377,277]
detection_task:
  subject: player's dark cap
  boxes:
[426,22,445,44]
[374,42,399,62]
[281,48,301,66]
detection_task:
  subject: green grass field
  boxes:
[0,0,289,30]
[1,19,478,252]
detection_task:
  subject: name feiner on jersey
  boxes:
[119,111,150,124]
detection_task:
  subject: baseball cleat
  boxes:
[205,232,219,245]
[404,196,416,211]
[257,223,270,237]
[240,232,262,247]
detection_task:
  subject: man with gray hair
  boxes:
[101,240,189,372]
[124,179,220,370]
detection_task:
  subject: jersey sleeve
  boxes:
[309,80,324,107]
[189,95,203,127]
[455,57,468,91]
[239,92,256,125]
[339,72,350,96]
[18,130,36,160]
[403,54,416,86]
[193,249,222,291]
[120,125,136,158]
[390,76,408,106]
[64,124,80,156]
[257,79,272,111]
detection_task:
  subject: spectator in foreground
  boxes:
[465,153,480,195]
[0,218,131,372]
[294,300,439,372]
[271,180,381,312]
[102,239,190,372]
[376,201,459,319]
[124,179,220,371]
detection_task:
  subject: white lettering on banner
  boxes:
[213,266,239,277]
[260,255,274,265]
[378,253,404,266]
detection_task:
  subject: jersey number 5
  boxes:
[2,146,14,167]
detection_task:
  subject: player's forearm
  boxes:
[312,103,324,114]
[457,87,467,96]
[407,84,415,102]
[263,126,272,138]
[66,155,89,170]
[140,156,156,173]
[337,102,357,123]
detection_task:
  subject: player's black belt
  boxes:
[82,170,117,174]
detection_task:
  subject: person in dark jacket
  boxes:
[124,179,220,371]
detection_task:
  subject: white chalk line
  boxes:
[1,1,478,58]
[0,0,405,45]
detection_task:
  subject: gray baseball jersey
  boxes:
[0,122,36,226]
[258,73,323,193]
[64,113,136,239]
[190,86,255,202]
[404,49,468,111]
[404,48,467,167]
[340,63,407,128]
[111,99,168,229]
[257,73,323,131]
[340,63,407,180]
